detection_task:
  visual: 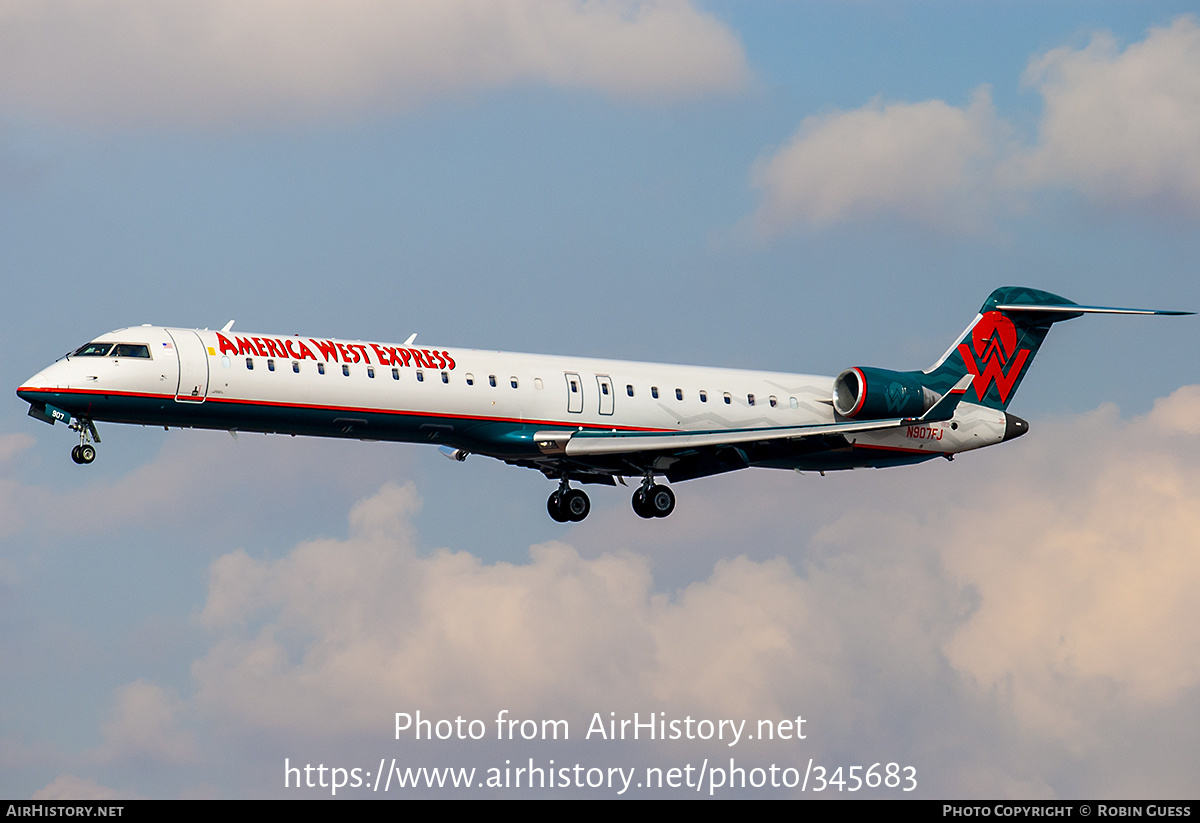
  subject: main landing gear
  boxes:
[547,480,591,523]
[631,477,675,519]
[546,476,677,523]
[69,418,99,465]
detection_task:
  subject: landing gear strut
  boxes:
[631,475,675,518]
[547,479,590,523]
[69,418,99,465]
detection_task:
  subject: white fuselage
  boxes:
[18,325,1010,475]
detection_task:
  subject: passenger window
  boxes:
[222,356,230,369]
[723,392,731,404]
[318,362,325,375]
[568,379,576,392]
[790,397,798,409]
[392,368,400,380]
[601,383,609,395]
[700,390,707,402]
[490,375,498,388]
[267,359,275,371]
[769,396,777,407]
[443,372,450,384]
[675,388,683,401]
[626,385,634,397]
[367,367,375,378]
[747,394,755,406]
[466,374,474,386]
[342,364,350,377]
[246,358,254,370]
[535,378,544,390]
[651,387,659,399]
[292,361,300,373]
[510,377,518,388]
[416,370,424,382]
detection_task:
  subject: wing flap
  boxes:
[559,417,902,456]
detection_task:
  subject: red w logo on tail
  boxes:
[957,311,1031,403]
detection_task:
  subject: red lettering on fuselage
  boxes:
[215,333,456,370]
[370,344,393,365]
[311,339,339,362]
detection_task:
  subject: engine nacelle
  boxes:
[832,367,940,419]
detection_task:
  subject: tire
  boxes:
[71,445,83,464]
[647,484,675,518]
[547,492,569,523]
[631,489,655,519]
[561,489,590,522]
[79,444,96,464]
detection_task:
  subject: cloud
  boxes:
[751,88,1003,233]
[1021,16,1200,210]
[0,0,749,128]
[940,392,1200,745]
[0,428,413,542]
[749,15,1200,233]
[32,774,122,800]
[0,433,35,465]
[98,680,196,765]
[193,480,941,741]
[181,385,1200,796]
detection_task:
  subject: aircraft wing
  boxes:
[537,376,972,457]
[558,417,901,456]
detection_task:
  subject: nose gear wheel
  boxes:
[68,418,99,464]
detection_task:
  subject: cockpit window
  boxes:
[73,343,113,357]
[110,344,151,358]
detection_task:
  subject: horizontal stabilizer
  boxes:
[995,303,1193,316]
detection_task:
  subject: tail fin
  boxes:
[918,286,1190,410]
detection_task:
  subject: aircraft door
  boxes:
[596,375,614,415]
[565,372,584,414]
[167,329,210,403]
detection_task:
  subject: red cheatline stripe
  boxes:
[18,387,674,433]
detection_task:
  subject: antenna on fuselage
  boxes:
[221,320,235,332]
[404,333,417,345]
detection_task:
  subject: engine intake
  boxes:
[832,367,940,419]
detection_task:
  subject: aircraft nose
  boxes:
[1003,413,1029,441]
[16,362,65,402]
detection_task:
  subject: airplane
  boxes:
[16,287,1190,522]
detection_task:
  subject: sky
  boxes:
[1,0,1199,799]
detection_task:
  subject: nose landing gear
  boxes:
[68,418,100,465]
[71,444,96,464]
